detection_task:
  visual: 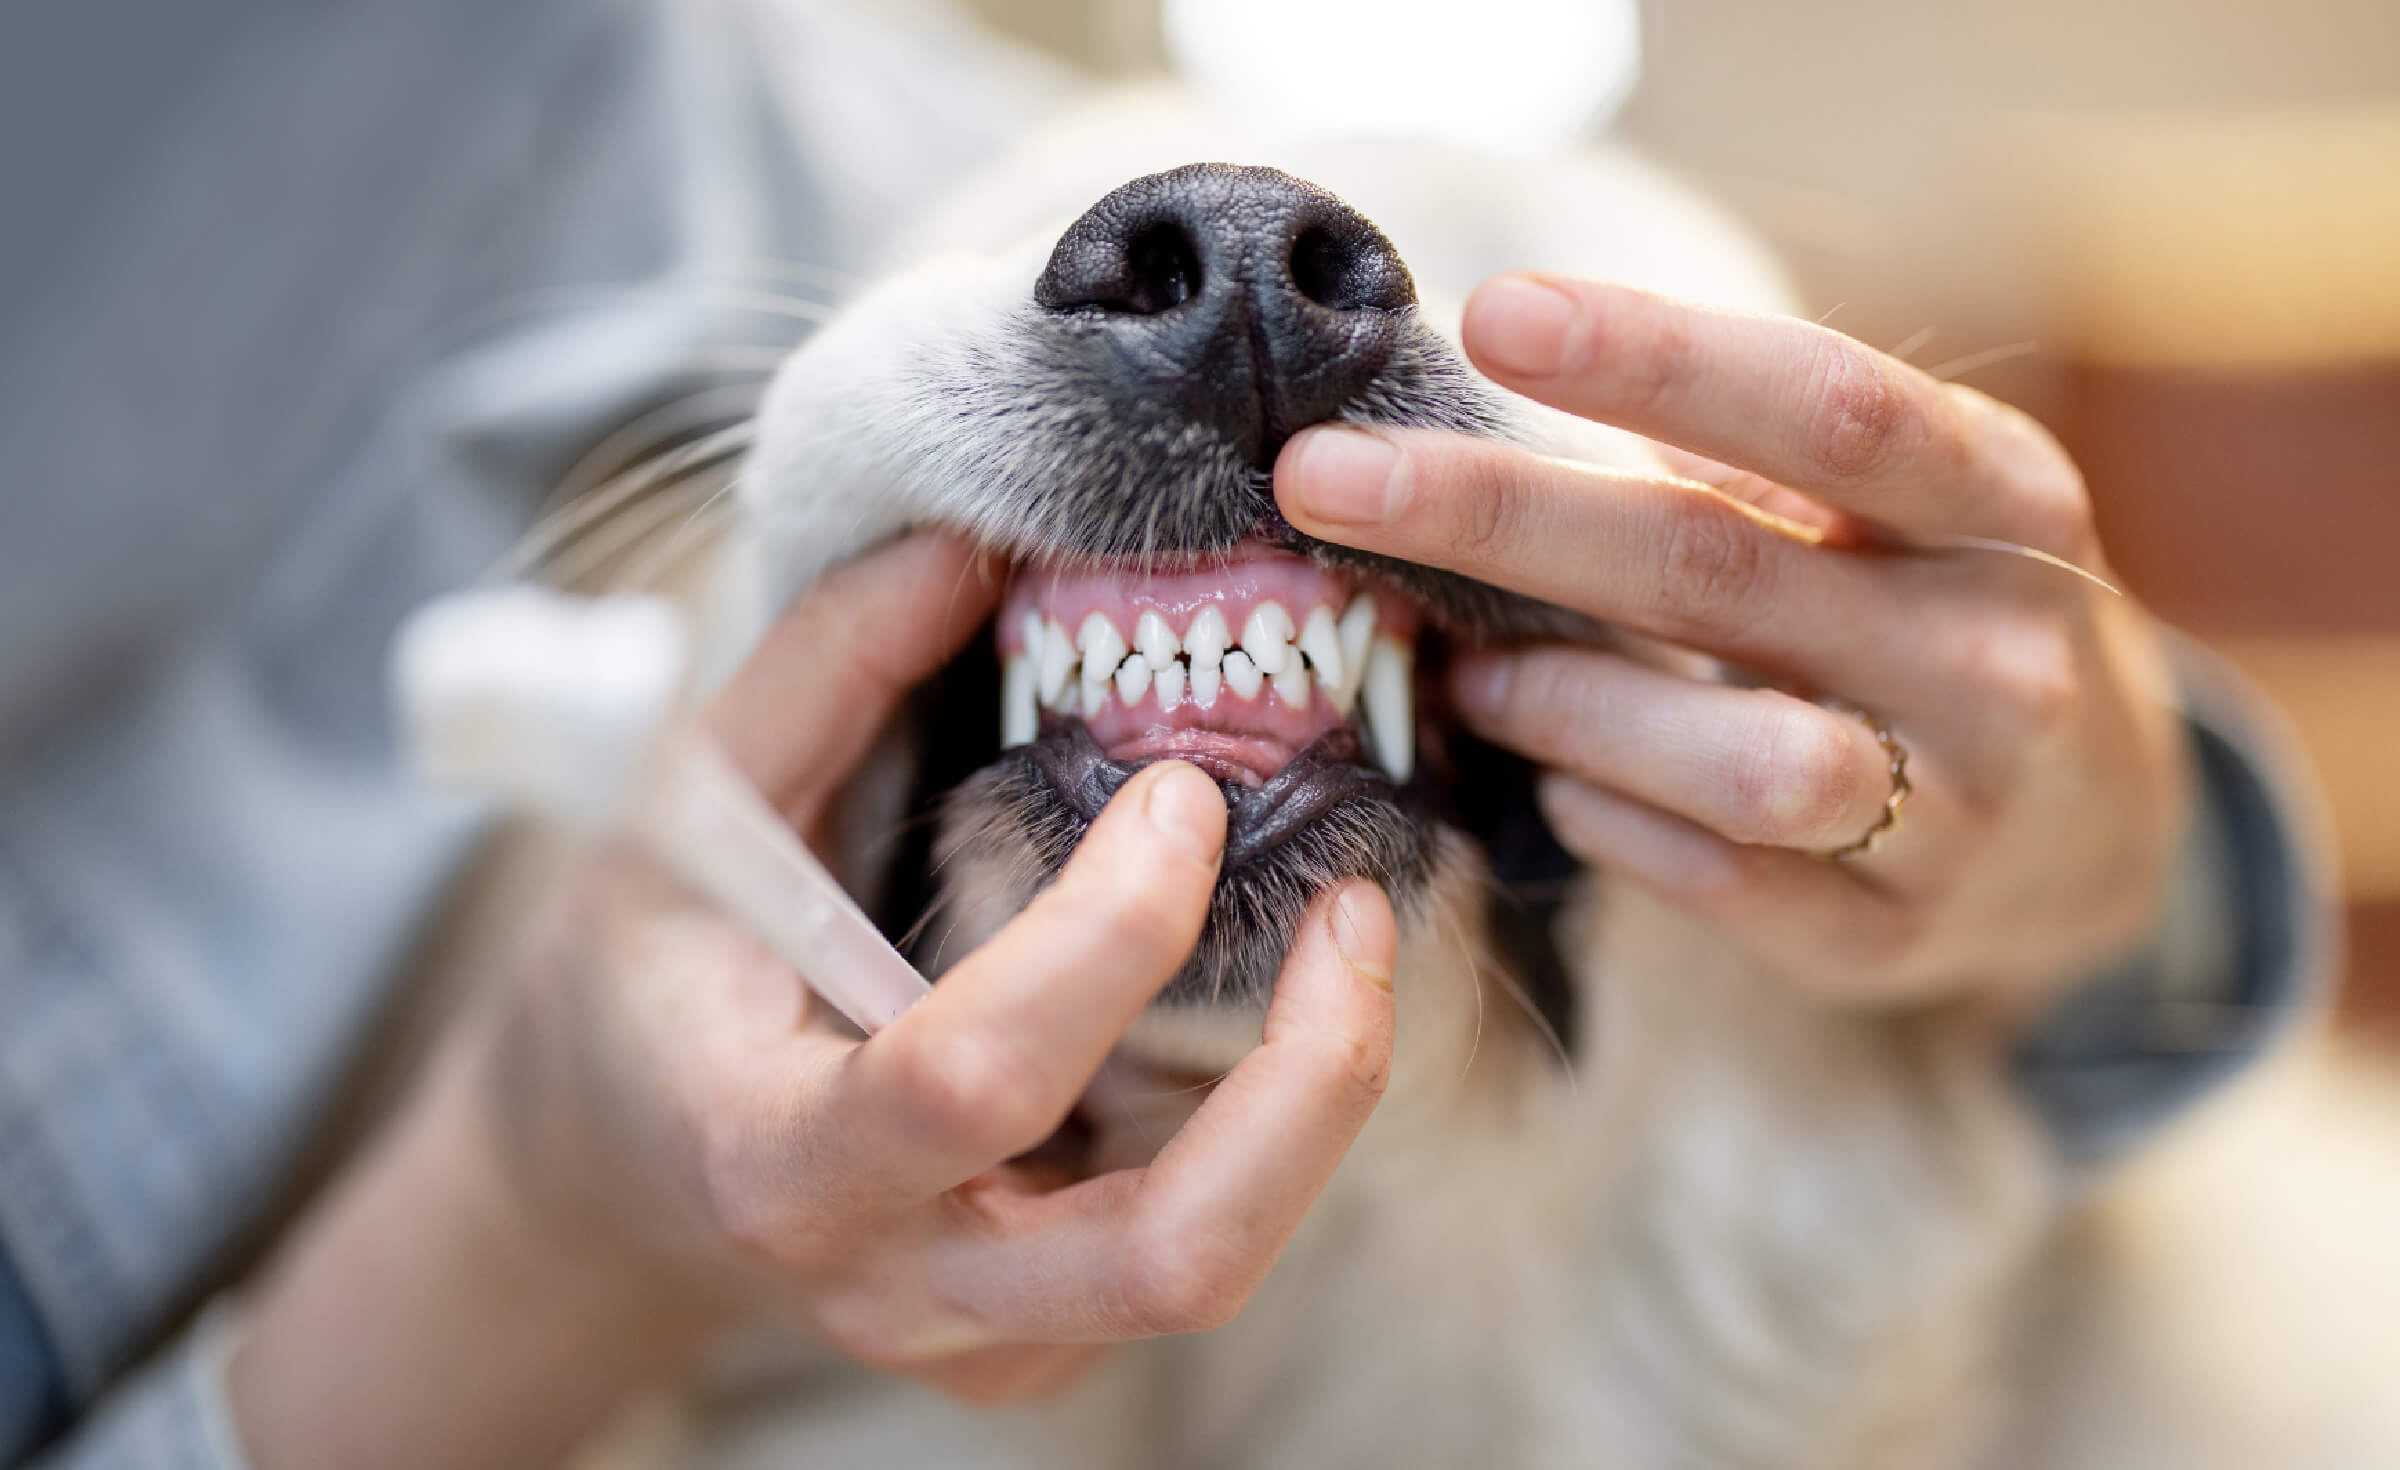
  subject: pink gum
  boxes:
[995,545,1415,655]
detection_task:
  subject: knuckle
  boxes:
[1119,1233,1250,1336]
[1950,386,2099,555]
[2021,482,2100,564]
[1504,655,1596,759]
[1448,448,1524,559]
[890,1030,1053,1157]
[1961,615,2081,735]
[1657,497,1774,638]
[1728,703,1868,847]
[1306,1026,1394,1103]
[807,1288,921,1370]
[1802,343,1911,482]
[697,1115,812,1268]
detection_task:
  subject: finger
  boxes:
[1452,648,1894,851]
[1534,775,1942,1004]
[899,1343,1110,1406]
[929,881,1396,1342]
[826,761,1228,1203]
[703,530,1004,823]
[1457,273,2091,551]
[1278,425,1917,699]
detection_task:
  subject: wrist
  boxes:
[232,1032,727,1470]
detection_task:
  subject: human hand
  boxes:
[1274,275,2188,1017]
[481,532,1397,1403]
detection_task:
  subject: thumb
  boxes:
[702,531,1001,825]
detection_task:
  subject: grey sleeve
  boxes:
[2012,640,2335,1170]
[25,1311,250,1470]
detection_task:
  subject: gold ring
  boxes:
[1816,701,1911,859]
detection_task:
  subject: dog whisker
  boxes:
[1888,324,1937,362]
[1925,341,2038,382]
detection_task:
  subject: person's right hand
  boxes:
[479,532,1399,1405]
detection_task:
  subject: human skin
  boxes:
[1276,272,2188,1020]
[228,533,1398,1468]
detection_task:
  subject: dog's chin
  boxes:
[935,724,1434,1011]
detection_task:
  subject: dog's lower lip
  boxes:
[1100,728,1297,786]
[1025,721,1392,866]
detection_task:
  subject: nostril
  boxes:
[1288,223,1407,313]
[1121,222,1201,314]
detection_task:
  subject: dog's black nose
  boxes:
[1035,163,1416,467]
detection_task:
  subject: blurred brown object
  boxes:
[2031,105,2400,1033]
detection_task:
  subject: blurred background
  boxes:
[967,0,2400,1043]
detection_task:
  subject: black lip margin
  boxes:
[939,729,1436,1009]
[1026,719,1401,868]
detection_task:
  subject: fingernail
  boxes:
[1450,653,1514,719]
[1327,883,1395,993]
[1144,761,1226,862]
[1464,274,1583,379]
[1280,427,1402,527]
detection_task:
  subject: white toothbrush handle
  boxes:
[641,732,930,1034]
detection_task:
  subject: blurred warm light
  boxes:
[1162,0,1639,149]
[2019,104,2400,370]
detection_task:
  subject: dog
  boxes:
[558,87,2400,1470]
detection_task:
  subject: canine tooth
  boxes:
[1298,604,1345,695]
[1153,660,1184,710]
[1184,605,1229,669]
[1189,662,1222,709]
[1221,648,1263,700]
[1272,657,1311,711]
[1242,601,1296,676]
[1079,674,1109,719]
[1037,617,1076,707]
[1360,636,1415,783]
[1000,652,1038,748]
[1135,610,1179,670]
[1077,612,1129,675]
[1114,654,1151,704]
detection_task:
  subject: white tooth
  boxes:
[1153,660,1184,710]
[1184,605,1230,669]
[1114,654,1151,705]
[1079,674,1109,719]
[1360,636,1415,783]
[1297,604,1345,699]
[1272,657,1312,711]
[1037,617,1076,707]
[1135,610,1179,670]
[1077,612,1129,675]
[1242,601,1296,676]
[1337,596,1377,692]
[1222,648,1263,700]
[1189,662,1222,709]
[1001,652,1038,748]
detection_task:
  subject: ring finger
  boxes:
[1452,647,1904,856]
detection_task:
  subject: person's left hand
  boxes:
[1274,273,2190,1019]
